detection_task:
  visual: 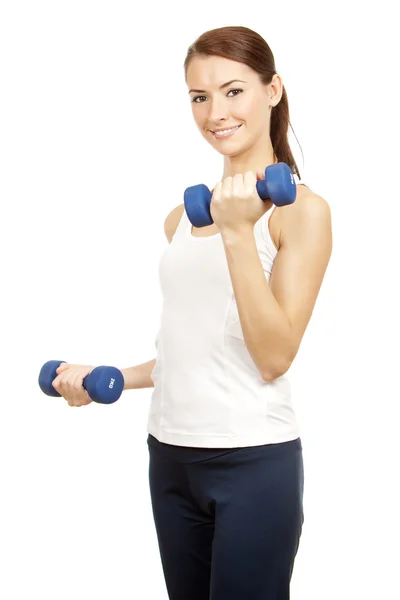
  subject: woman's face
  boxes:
[186,55,280,155]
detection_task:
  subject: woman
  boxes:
[54,25,332,600]
[146,25,332,599]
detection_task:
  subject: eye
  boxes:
[227,88,243,98]
[191,88,243,103]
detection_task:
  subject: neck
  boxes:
[221,134,276,179]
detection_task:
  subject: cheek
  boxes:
[191,106,208,128]
[236,93,265,125]
[238,96,254,117]
[226,101,253,129]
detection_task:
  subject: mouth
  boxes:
[209,124,242,139]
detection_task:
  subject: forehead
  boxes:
[186,55,253,87]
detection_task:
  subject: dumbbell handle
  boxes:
[38,360,124,404]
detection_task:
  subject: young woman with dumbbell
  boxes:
[43,25,332,599]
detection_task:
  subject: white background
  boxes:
[1,1,399,598]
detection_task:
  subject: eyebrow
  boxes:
[188,79,247,94]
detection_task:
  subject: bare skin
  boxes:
[187,55,279,182]
[180,54,332,372]
[184,55,311,248]
[190,184,309,248]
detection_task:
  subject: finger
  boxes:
[223,176,234,198]
[52,372,64,392]
[71,369,84,405]
[234,171,252,199]
[231,174,244,199]
[58,369,75,398]
[244,171,257,195]
[212,181,223,201]
[55,372,66,396]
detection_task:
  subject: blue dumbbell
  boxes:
[38,360,124,404]
[184,162,297,227]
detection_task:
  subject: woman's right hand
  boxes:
[52,363,96,407]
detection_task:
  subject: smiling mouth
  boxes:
[210,125,242,138]
[210,125,241,133]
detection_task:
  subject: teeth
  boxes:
[213,126,240,136]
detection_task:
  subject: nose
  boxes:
[207,96,230,127]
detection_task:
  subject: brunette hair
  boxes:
[184,26,303,179]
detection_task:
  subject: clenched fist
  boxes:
[52,363,96,407]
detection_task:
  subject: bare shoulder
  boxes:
[277,185,332,247]
[164,203,185,243]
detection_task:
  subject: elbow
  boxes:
[262,355,294,383]
[260,338,298,383]
[262,369,286,383]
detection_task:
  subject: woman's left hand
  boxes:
[210,169,273,235]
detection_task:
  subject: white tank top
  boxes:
[147,176,308,448]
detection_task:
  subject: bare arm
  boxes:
[221,191,332,381]
[121,359,156,390]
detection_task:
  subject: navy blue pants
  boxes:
[147,433,304,599]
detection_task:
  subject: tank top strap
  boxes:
[255,171,309,257]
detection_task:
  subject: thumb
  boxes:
[56,362,69,374]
